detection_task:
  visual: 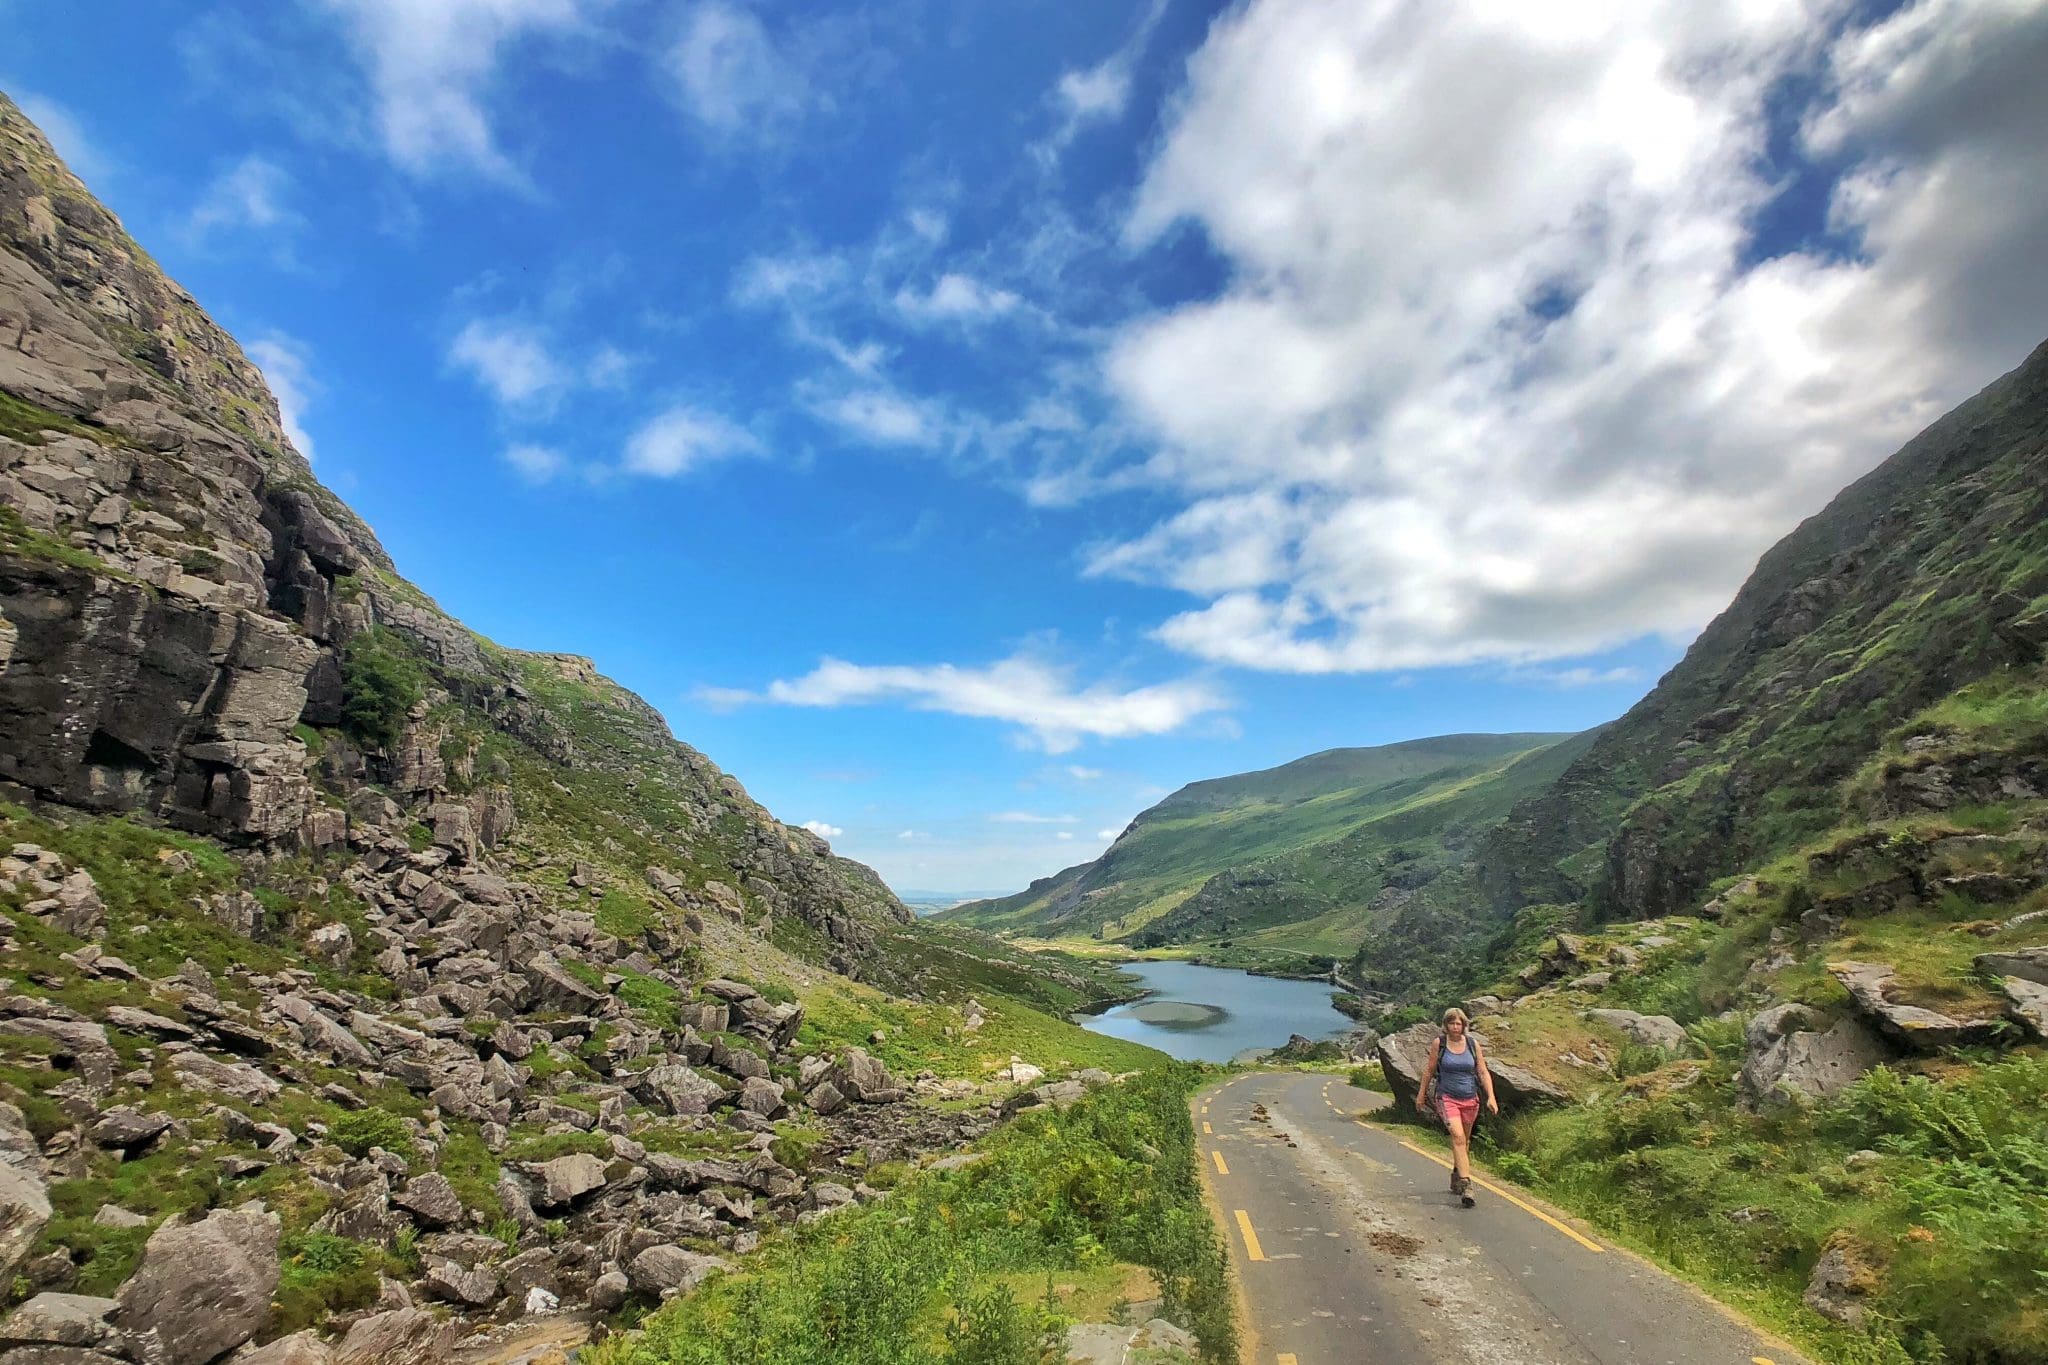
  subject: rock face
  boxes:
[0,91,1010,1365]
[0,89,908,946]
[114,1207,281,1365]
[1828,961,2004,1051]
[1738,1004,1892,1108]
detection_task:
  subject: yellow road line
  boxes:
[1278,1355,1299,1365]
[1234,1208,1267,1261]
[1212,1150,1230,1176]
[1397,1140,1604,1254]
[1203,1121,1213,1134]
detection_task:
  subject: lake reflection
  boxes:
[1078,960,1351,1063]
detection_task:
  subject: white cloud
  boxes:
[1090,0,2048,673]
[14,91,108,181]
[666,1,805,139]
[991,812,1078,825]
[893,273,1021,324]
[707,653,1229,753]
[1057,831,1075,840]
[1096,827,1123,841]
[801,819,843,840]
[810,388,941,447]
[897,829,928,840]
[1034,0,1168,167]
[1057,63,1130,120]
[503,442,566,483]
[246,333,318,461]
[319,0,600,183]
[448,319,565,408]
[186,156,297,241]
[623,404,758,478]
[1066,766,1104,781]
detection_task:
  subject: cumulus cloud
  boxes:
[246,333,318,461]
[320,0,600,183]
[801,819,843,840]
[1034,0,1168,167]
[1067,766,1104,781]
[665,1,806,139]
[1097,827,1123,841]
[623,405,758,478]
[448,319,566,408]
[185,156,298,243]
[897,829,928,840]
[705,654,1228,753]
[1091,0,2048,673]
[1057,831,1075,840]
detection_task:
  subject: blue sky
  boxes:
[7,0,2046,893]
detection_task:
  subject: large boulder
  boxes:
[829,1047,906,1103]
[1976,946,2048,987]
[636,1064,727,1117]
[0,1163,51,1287]
[1829,961,2003,1051]
[1374,1022,1566,1112]
[1585,1009,1688,1053]
[115,1207,281,1365]
[627,1245,729,1298]
[331,1307,459,1365]
[1999,975,2048,1042]
[391,1173,463,1228]
[1738,1004,1891,1108]
[530,1153,608,1209]
[0,1292,118,1350]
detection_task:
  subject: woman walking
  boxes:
[1413,1007,1498,1206]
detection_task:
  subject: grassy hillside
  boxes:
[940,734,1573,961]
[1436,662,2048,1362]
[1469,338,2048,929]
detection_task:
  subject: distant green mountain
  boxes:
[938,732,1578,959]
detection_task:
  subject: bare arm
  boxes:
[1414,1039,1440,1110]
[1474,1038,1499,1112]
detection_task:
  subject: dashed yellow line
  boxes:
[1233,1208,1267,1261]
[1212,1150,1230,1176]
[1397,1140,1604,1253]
[1277,1355,1299,1365]
[1203,1121,1213,1135]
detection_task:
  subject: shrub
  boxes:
[339,628,428,751]
[331,1107,414,1160]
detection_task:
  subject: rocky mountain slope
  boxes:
[0,90,1148,1365]
[941,733,1576,967]
[1339,340,2048,1361]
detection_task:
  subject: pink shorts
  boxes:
[1438,1095,1480,1130]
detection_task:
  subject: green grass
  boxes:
[591,1065,1236,1365]
[1490,1053,2048,1364]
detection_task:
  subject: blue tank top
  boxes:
[1437,1038,1480,1099]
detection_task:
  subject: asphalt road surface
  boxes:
[1195,1072,1814,1365]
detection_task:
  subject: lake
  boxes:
[1077,960,1354,1063]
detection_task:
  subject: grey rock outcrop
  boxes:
[1585,1009,1688,1053]
[1374,1022,1566,1112]
[1738,1004,1891,1107]
[115,1207,280,1365]
[1829,961,2003,1051]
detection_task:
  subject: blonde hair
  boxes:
[1441,1007,1469,1028]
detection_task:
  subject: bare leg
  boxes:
[1445,1110,1471,1187]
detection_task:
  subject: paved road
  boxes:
[1195,1072,1812,1365]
